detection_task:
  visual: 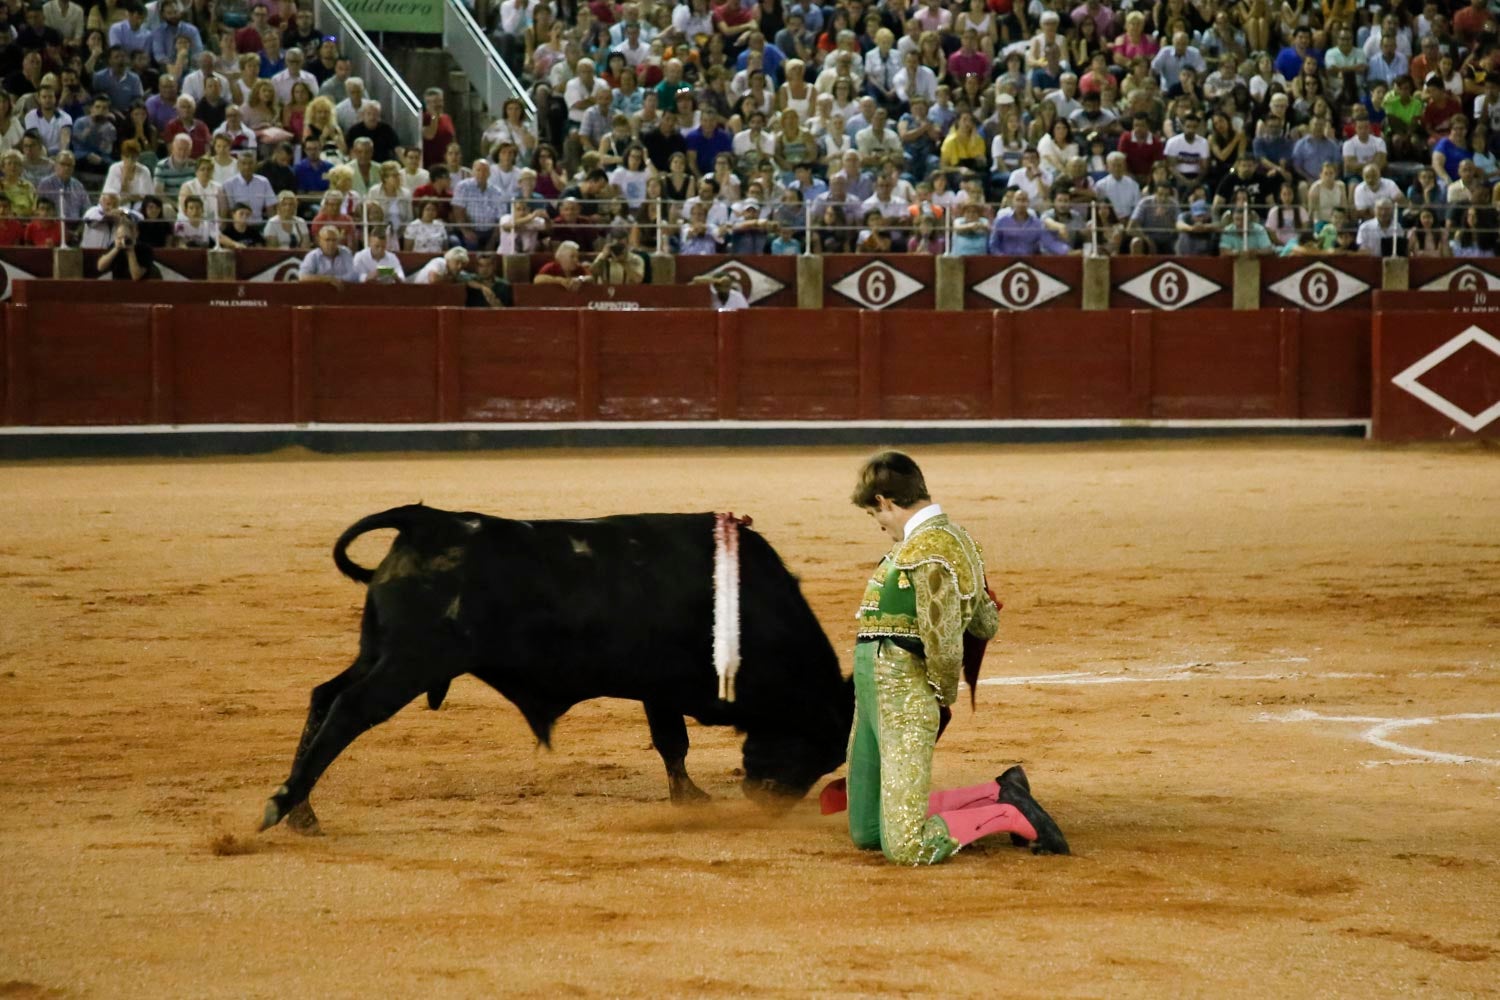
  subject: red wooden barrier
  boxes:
[167,305,294,423]
[1373,307,1500,441]
[1002,310,1138,417]
[13,278,463,307]
[1,305,1375,427]
[452,309,581,421]
[511,284,711,308]
[730,308,860,418]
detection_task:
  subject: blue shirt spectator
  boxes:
[684,114,734,175]
[987,197,1069,254]
[737,42,786,83]
[293,155,332,192]
[149,18,203,67]
[108,16,151,54]
[1290,130,1342,182]
[92,61,144,112]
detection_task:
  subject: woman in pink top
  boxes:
[1111,11,1159,70]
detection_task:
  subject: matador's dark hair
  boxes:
[850,450,931,509]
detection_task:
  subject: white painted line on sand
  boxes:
[1257,710,1500,767]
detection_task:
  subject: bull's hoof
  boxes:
[669,781,711,805]
[256,785,290,833]
[286,801,323,836]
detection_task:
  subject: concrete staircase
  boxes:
[386,46,490,161]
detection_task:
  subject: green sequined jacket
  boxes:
[855,513,1000,705]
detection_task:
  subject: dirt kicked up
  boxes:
[1,441,1497,998]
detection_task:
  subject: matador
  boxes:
[843,450,1070,865]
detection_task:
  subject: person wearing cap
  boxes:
[1175,191,1218,255]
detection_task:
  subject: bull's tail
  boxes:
[332,504,436,584]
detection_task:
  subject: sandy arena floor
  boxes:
[1,441,1498,998]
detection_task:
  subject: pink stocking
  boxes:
[936,803,1037,846]
[926,780,1000,817]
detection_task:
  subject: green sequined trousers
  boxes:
[847,640,961,866]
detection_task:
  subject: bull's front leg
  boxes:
[259,655,430,833]
[643,700,709,804]
[279,657,371,835]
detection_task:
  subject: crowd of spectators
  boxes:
[466,0,1500,258]
[8,0,1500,271]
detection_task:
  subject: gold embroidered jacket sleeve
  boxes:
[892,516,994,707]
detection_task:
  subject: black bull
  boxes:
[258,504,855,834]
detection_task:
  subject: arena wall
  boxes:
[3,305,1369,427]
[2,249,1497,444]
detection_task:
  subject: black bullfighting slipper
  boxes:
[997,765,1071,856]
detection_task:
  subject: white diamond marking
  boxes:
[1390,325,1500,433]
[699,260,786,304]
[829,260,924,310]
[1265,264,1369,310]
[1115,262,1221,310]
[972,262,1070,310]
[1419,266,1500,292]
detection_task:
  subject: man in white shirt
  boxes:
[181,50,229,102]
[893,49,936,105]
[272,47,319,105]
[564,58,609,126]
[611,21,651,68]
[24,86,72,157]
[351,226,406,283]
[43,0,84,44]
[221,150,277,218]
[1162,112,1209,186]
[213,103,257,152]
[1093,151,1141,220]
[335,77,366,133]
[1356,198,1403,256]
[1341,116,1388,177]
[1351,163,1405,220]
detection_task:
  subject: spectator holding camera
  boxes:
[98,217,152,279]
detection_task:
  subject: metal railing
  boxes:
[443,0,535,125]
[311,0,424,149]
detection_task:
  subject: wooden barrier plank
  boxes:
[1150,310,1282,418]
[307,307,441,422]
[1277,310,1301,419]
[735,309,859,419]
[716,311,740,419]
[168,305,295,423]
[990,311,1014,418]
[878,310,991,419]
[1374,310,1500,441]
[857,311,882,418]
[25,304,154,425]
[1298,312,1370,418]
[1010,310,1135,418]
[593,311,718,419]
[454,310,581,421]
